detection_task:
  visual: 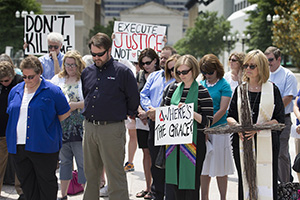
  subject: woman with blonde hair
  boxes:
[163,55,213,200]
[227,50,284,200]
[224,52,245,91]
[51,50,86,200]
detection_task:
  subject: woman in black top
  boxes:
[227,49,284,200]
[0,61,23,198]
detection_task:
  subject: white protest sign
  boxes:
[155,103,194,146]
[112,21,166,62]
[24,15,75,55]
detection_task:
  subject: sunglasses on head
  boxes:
[268,58,275,62]
[22,74,36,80]
[243,64,257,70]
[0,79,10,83]
[141,60,153,66]
[201,71,214,75]
[48,45,59,50]
[176,68,191,75]
[90,50,107,57]
[229,58,238,62]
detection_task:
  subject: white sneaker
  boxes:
[100,185,108,197]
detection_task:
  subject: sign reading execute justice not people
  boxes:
[112,21,166,62]
[155,103,194,146]
[24,15,75,55]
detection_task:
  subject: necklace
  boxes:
[249,91,260,117]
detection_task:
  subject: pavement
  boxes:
[1,124,299,200]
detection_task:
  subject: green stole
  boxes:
[165,80,198,189]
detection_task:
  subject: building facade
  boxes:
[36,0,104,55]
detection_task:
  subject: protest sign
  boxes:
[24,15,75,55]
[112,21,166,62]
[154,103,194,146]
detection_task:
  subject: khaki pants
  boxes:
[0,137,23,195]
[82,120,129,200]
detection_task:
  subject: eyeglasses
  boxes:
[90,50,107,57]
[229,58,238,62]
[201,71,214,75]
[176,68,192,75]
[65,63,77,68]
[169,67,174,72]
[48,45,59,50]
[0,79,10,83]
[243,64,257,70]
[141,60,153,66]
[22,74,36,80]
[268,58,275,62]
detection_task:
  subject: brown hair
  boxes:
[229,52,245,66]
[174,55,200,81]
[165,54,181,82]
[264,46,281,60]
[0,61,15,80]
[88,32,112,50]
[20,55,43,74]
[138,48,160,71]
[199,54,224,80]
[59,50,86,81]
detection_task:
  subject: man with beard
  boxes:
[81,32,139,200]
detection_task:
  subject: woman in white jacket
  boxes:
[51,50,86,200]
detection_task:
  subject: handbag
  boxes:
[293,153,300,173]
[155,145,165,169]
[67,170,84,195]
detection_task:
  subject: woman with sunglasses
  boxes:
[135,48,160,199]
[0,61,24,199]
[163,55,213,200]
[224,52,245,91]
[51,50,86,200]
[6,55,70,200]
[199,54,234,200]
[227,50,284,199]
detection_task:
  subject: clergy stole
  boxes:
[237,82,274,199]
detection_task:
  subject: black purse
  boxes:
[155,145,165,169]
[292,153,300,173]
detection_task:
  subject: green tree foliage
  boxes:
[0,0,41,54]
[246,0,279,51]
[272,0,300,68]
[89,18,116,39]
[174,11,231,58]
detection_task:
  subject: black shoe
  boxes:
[57,196,67,200]
[18,194,26,200]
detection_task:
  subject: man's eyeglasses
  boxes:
[176,68,192,75]
[48,45,59,50]
[169,67,174,72]
[22,74,36,80]
[65,63,77,68]
[141,60,153,66]
[90,50,107,57]
[268,58,275,62]
[0,79,10,83]
[243,64,257,70]
[201,71,214,76]
[229,58,238,62]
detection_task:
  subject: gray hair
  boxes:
[47,32,64,44]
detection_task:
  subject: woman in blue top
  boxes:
[199,54,234,200]
[6,55,70,200]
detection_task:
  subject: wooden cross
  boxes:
[204,82,285,200]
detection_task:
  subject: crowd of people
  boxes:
[0,30,299,200]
